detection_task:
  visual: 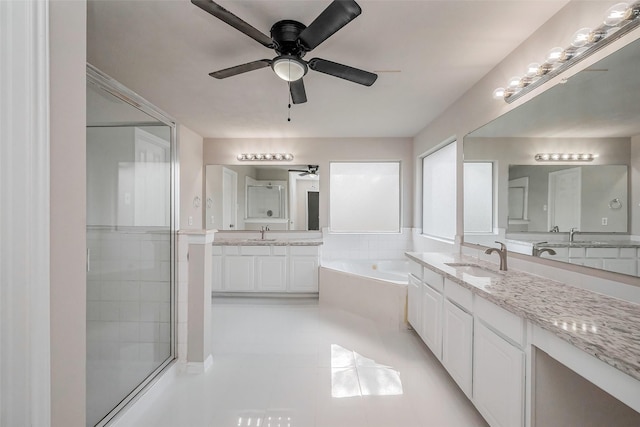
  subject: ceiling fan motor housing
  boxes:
[270,20,308,57]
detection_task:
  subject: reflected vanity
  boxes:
[205,164,320,232]
[463,36,640,278]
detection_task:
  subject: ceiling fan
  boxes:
[191,0,377,104]
[289,165,319,176]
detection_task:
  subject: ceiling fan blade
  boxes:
[191,0,275,48]
[209,59,271,79]
[290,79,307,104]
[308,58,377,86]
[298,0,361,51]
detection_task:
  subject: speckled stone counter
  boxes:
[212,238,323,246]
[534,240,640,248]
[405,251,640,382]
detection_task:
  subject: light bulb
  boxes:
[571,154,580,160]
[272,57,307,82]
[571,27,592,47]
[551,153,560,160]
[284,153,294,161]
[546,47,564,64]
[604,3,629,26]
[525,62,540,77]
[237,154,245,161]
[508,76,522,87]
[541,154,550,161]
[274,154,283,160]
[492,87,505,99]
[559,47,578,62]
[256,153,265,160]
[537,62,554,76]
[264,153,273,160]
[561,154,570,160]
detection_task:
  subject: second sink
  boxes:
[444,263,503,279]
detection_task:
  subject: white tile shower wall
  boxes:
[87,227,172,367]
[321,227,413,261]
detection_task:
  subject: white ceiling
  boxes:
[87,0,569,139]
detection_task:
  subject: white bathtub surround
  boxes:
[112,299,487,427]
[319,260,409,330]
[321,227,412,261]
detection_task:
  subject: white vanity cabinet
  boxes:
[212,243,320,293]
[421,282,443,359]
[473,297,525,427]
[407,274,422,336]
[442,279,473,397]
[289,246,320,292]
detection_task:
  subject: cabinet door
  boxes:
[442,300,473,397]
[224,256,255,291]
[212,255,223,291]
[256,256,287,291]
[289,256,319,292]
[473,321,524,427]
[421,283,443,360]
[408,275,422,335]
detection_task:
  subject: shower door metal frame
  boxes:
[87,64,179,427]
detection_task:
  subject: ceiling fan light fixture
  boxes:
[272,56,307,82]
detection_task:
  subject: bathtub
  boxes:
[319,259,409,330]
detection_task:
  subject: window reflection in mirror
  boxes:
[205,164,319,231]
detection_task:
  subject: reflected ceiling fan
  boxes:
[191,0,377,104]
[289,165,319,176]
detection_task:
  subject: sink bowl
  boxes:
[444,263,503,279]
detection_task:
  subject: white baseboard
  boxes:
[182,354,213,374]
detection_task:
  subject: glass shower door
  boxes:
[86,72,175,426]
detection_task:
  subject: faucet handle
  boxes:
[494,241,506,251]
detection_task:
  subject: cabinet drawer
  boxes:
[272,246,287,256]
[475,297,524,347]
[620,248,636,258]
[224,246,240,255]
[423,267,444,293]
[290,245,319,256]
[241,246,271,256]
[444,279,473,312]
[212,245,223,255]
[409,260,423,280]
[586,247,618,258]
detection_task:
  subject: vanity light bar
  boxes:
[534,153,598,161]
[237,153,294,161]
[493,1,640,103]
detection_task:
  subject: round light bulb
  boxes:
[541,154,550,161]
[264,153,273,160]
[525,62,540,77]
[604,3,629,26]
[571,27,592,47]
[248,153,257,160]
[274,153,283,160]
[571,154,580,160]
[551,154,561,160]
[284,153,293,161]
[546,47,564,64]
[237,154,245,161]
[561,154,570,160]
[508,76,522,87]
[492,87,505,99]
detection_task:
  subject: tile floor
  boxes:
[115,297,488,427]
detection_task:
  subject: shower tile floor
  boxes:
[114,298,487,427]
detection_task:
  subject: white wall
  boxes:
[179,125,204,230]
[203,137,414,230]
[50,1,87,425]
[632,134,640,237]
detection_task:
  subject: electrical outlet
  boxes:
[602,217,608,226]
[543,204,547,211]
[188,216,193,226]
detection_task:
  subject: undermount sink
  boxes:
[444,263,503,279]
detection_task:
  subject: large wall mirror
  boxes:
[205,164,320,231]
[463,36,640,278]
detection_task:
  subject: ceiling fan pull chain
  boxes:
[287,81,292,122]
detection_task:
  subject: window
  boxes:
[464,162,493,233]
[422,142,456,240]
[330,162,401,233]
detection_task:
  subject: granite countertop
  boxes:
[212,238,323,246]
[534,240,640,249]
[405,251,640,382]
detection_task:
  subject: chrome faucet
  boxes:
[550,225,559,232]
[533,247,557,257]
[569,227,579,243]
[485,241,508,271]
[260,225,270,240]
